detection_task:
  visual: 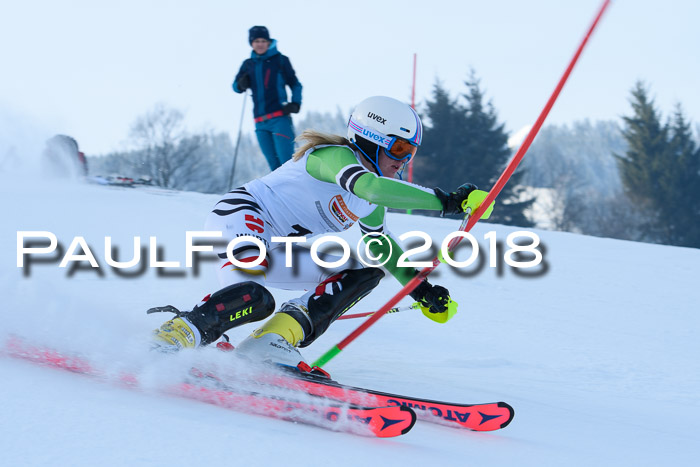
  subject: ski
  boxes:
[2,336,415,438]
[187,349,514,432]
[253,363,514,432]
[171,381,416,438]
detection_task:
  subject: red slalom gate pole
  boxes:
[312,0,612,369]
[407,53,418,215]
[408,53,417,184]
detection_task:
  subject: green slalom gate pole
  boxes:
[312,0,612,369]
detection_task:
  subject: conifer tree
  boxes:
[616,82,671,242]
[461,72,533,227]
[415,73,534,227]
[667,106,700,247]
[414,81,468,190]
[616,82,669,209]
[617,82,700,247]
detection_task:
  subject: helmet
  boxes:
[347,96,422,177]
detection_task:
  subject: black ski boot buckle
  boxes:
[146,305,186,317]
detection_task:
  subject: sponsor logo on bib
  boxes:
[329,195,358,230]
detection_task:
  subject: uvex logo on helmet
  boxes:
[361,129,388,145]
[367,112,387,125]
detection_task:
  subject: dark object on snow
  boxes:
[42,135,88,178]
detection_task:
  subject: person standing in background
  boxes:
[233,26,302,171]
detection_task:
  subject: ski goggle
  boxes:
[385,137,418,162]
[349,118,419,162]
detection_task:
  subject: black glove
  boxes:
[282,102,300,115]
[410,280,451,314]
[434,183,478,217]
[236,74,251,92]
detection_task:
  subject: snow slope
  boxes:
[1,176,699,466]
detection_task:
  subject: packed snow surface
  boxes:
[1,177,698,466]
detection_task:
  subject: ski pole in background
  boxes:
[312,0,612,369]
[227,91,249,190]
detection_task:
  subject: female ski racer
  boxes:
[152,96,494,364]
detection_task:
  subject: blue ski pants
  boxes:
[255,116,296,171]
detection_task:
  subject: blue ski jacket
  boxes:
[232,40,302,119]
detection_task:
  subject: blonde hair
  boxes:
[292,130,352,161]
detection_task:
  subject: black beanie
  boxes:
[248,26,270,44]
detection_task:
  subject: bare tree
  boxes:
[129,104,205,188]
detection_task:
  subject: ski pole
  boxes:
[337,303,420,321]
[227,91,249,190]
[312,0,612,369]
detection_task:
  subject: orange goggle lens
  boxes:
[386,138,418,161]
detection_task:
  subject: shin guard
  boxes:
[298,268,384,347]
[149,281,275,346]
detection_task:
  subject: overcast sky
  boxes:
[1,0,698,155]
